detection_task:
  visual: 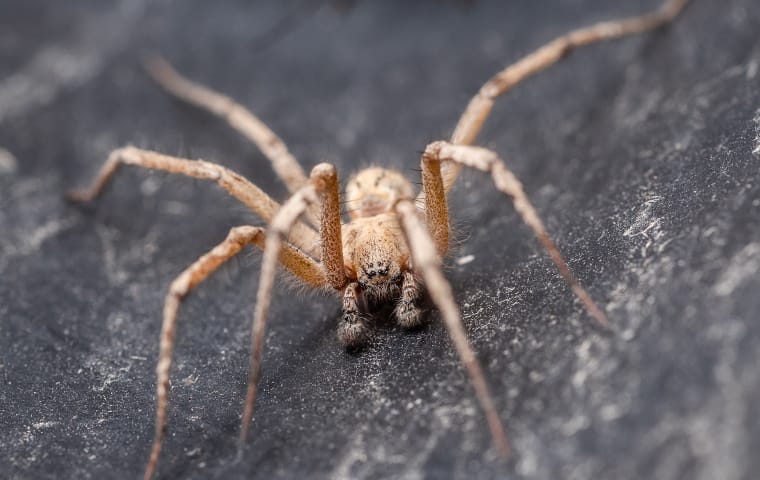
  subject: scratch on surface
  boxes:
[32,421,60,430]
[95,223,160,286]
[0,0,148,124]
[4,216,79,258]
[622,195,669,256]
[26,217,78,254]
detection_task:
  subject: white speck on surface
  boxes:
[456,254,475,265]
[140,176,162,196]
[32,421,59,430]
[162,200,192,216]
[600,404,624,421]
[561,414,590,435]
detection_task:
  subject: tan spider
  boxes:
[68,0,689,478]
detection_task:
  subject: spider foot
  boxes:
[395,271,425,329]
[395,301,425,329]
[338,310,369,347]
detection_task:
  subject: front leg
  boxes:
[143,225,324,480]
[421,141,609,328]
[338,282,369,347]
[420,151,449,256]
[240,163,350,445]
[395,271,425,328]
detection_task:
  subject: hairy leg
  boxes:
[312,163,346,290]
[424,141,609,328]
[145,56,308,194]
[144,56,321,226]
[395,271,424,329]
[419,151,449,256]
[67,146,320,258]
[438,0,690,192]
[144,225,325,480]
[240,163,348,444]
[395,199,511,458]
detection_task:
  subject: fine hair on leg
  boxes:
[240,163,347,445]
[432,0,691,193]
[67,146,320,258]
[423,141,609,327]
[395,199,511,458]
[144,56,322,226]
[143,225,325,480]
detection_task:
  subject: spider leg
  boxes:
[422,141,609,328]
[144,56,321,226]
[395,199,511,459]
[67,146,320,258]
[311,163,347,291]
[240,163,347,443]
[144,225,325,480]
[438,0,690,192]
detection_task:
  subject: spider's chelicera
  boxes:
[68,1,689,478]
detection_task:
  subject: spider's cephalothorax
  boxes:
[340,167,420,345]
[67,1,690,478]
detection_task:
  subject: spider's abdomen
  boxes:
[344,167,414,220]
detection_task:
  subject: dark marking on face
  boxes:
[374,171,386,187]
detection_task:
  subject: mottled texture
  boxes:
[1,1,758,479]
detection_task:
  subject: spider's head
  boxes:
[351,226,405,292]
[345,167,414,220]
[357,257,402,289]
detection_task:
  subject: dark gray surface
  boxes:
[1,1,759,479]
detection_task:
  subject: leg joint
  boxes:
[422,141,447,163]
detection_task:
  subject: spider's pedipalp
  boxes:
[395,199,511,459]
[395,271,425,329]
[338,282,370,347]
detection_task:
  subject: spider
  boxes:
[67,1,689,478]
